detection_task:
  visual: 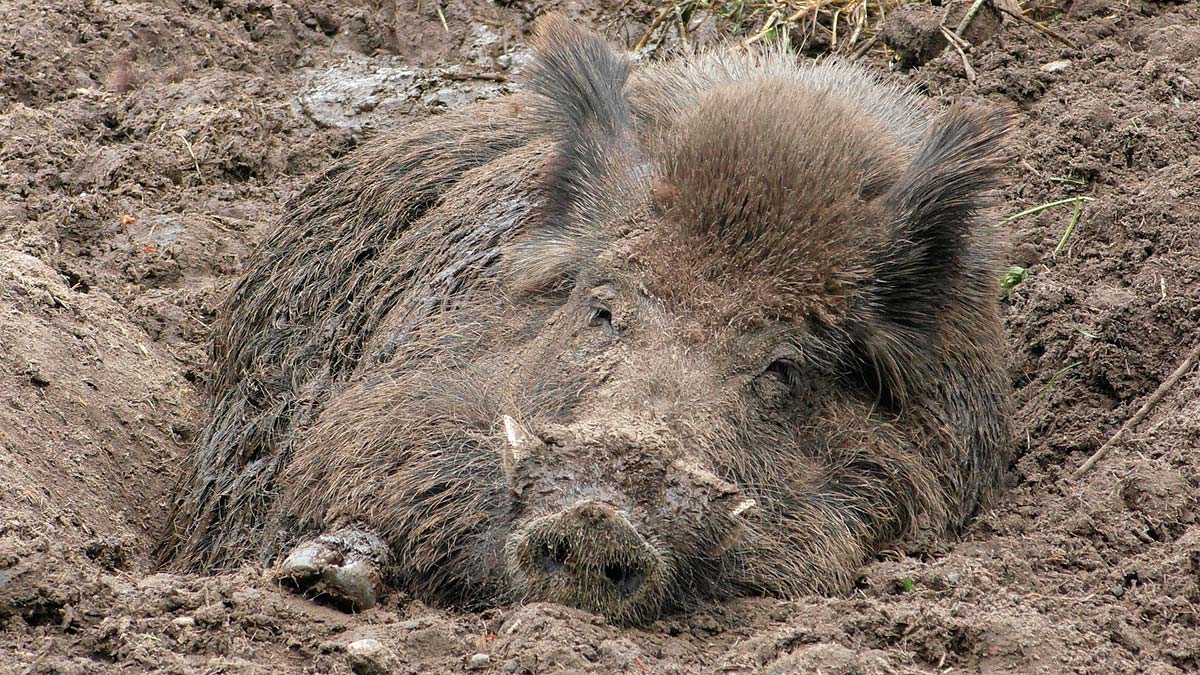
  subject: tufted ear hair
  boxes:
[524,13,635,226]
[851,105,1013,404]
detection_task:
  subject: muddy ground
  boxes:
[1,0,1198,672]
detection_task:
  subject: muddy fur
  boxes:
[159,15,1014,625]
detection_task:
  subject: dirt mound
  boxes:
[2,1,1198,673]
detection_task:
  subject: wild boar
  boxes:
[158,14,1014,626]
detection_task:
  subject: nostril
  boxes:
[603,562,644,597]
[536,540,569,576]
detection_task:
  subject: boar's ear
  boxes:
[525,14,634,225]
[854,105,1012,400]
[874,105,1012,331]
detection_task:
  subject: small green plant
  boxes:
[1040,361,1083,401]
[1072,326,1099,340]
[902,577,916,593]
[1001,265,1029,292]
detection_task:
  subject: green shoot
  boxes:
[1052,198,1084,257]
[996,196,1094,227]
[1040,362,1082,401]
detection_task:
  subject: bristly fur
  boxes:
[639,79,904,330]
[159,14,1014,627]
[154,104,544,570]
[873,105,1013,338]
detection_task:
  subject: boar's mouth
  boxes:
[504,500,669,626]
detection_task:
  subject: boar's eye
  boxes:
[751,358,797,404]
[751,357,798,403]
[761,358,797,386]
[587,305,613,332]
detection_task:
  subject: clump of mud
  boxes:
[2,1,1198,673]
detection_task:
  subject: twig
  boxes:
[1072,340,1200,479]
[634,5,673,52]
[675,6,692,54]
[955,0,989,37]
[845,1,866,49]
[1049,176,1086,186]
[940,25,976,82]
[850,33,879,59]
[741,12,782,47]
[441,70,509,83]
[435,3,449,32]
[784,0,834,26]
[174,131,202,180]
[942,23,973,50]
[995,4,1078,50]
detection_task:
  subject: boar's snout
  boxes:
[512,500,663,621]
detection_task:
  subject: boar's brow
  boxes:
[503,228,608,295]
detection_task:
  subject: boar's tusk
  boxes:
[502,415,533,463]
[731,499,757,518]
